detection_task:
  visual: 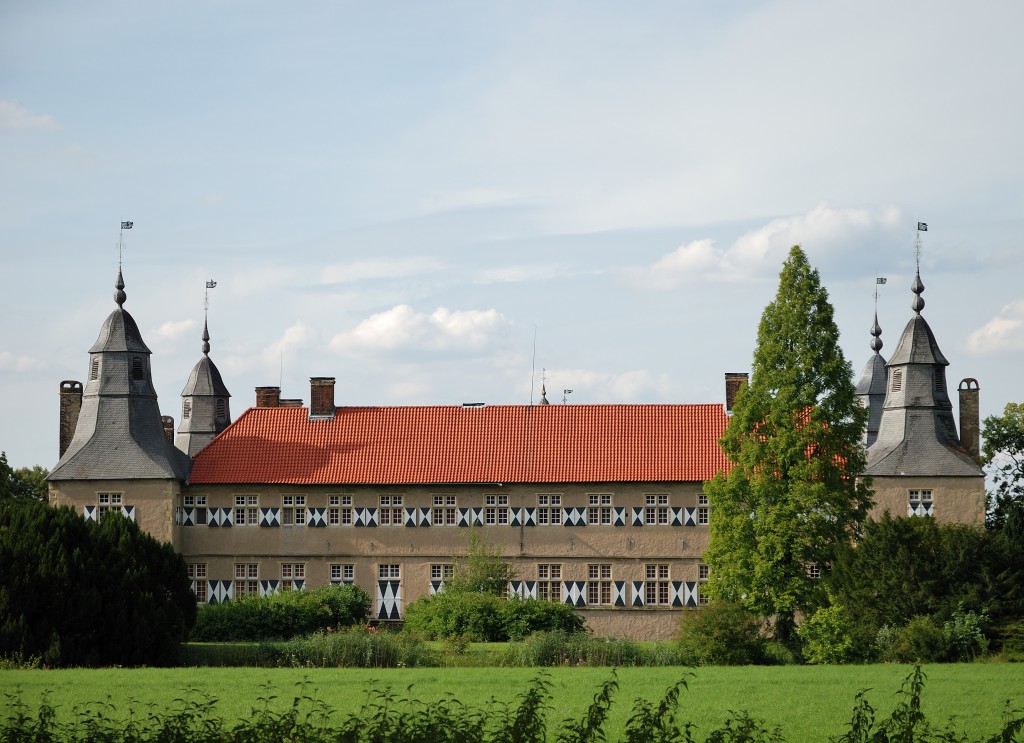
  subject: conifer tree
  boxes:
[703,246,871,643]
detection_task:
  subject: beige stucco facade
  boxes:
[49,478,182,544]
[867,475,986,525]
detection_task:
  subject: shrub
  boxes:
[499,597,585,640]
[877,616,949,663]
[676,602,768,665]
[0,499,195,667]
[190,584,370,641]
[403,593,583,642]
[798,605,862,664]
[943,605,990,661]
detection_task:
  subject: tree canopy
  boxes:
[703,245,871,643]
[0,499,196,666]
[0,451,48,501]
[982,402,1024,530]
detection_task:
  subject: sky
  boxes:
[2,1,1023,470]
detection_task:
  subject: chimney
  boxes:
[310,377,336,419]
[161,416,175,445]
[59,380,83,457]
[724,372,748,413]
[255,386,281,407]
[958,378,981,463]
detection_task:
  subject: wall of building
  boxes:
[868,475,986,525]
[49,478,182,544]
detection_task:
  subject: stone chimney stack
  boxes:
[161,416,175,445]
[255,386,281,408]
[958,378,981,463]
[310,377,336,419]
[724,372,748,413]
[59,380,83,457]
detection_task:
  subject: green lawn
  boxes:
[2,664,1021,742]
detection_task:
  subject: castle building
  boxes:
[48,259,987,640]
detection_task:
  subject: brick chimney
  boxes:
[161,415,175,445]
[59,380,83,457]
[724,372,748,413]
[958,378,981,463]
[255,386,281,407]
[310,377,336,419]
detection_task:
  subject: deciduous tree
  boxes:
[703,246,871,644]
[982,402,1024,530]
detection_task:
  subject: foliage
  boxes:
[943,605,990,661]
[446,529,517,596]
[826,513,1007,653]
[501,630,680,667]
[797,605,860,665]
[190,583,371,641]
[983,402,1024,530]
[0,452,48,501]
[875,616,948,663]
[404,592,582,642]
[703,246,871,645]
[0,498,195,666]
[5,667,1021,742]
[676,602,770,666]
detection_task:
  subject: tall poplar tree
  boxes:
[703,246,871,643]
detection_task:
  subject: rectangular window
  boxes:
[96,492,123,522]
[280,562,305,590]
[484,494,508,526]
[281,495,306,526]
[187,563,208,603]
[328,494,353,526]
[379,496,404,526]
[808,564,821,580]
[379,564,401,579]
[645,494,669,525]
[587,494,612,525]
[330,563,355,584]
[234,563,259,598]
[432,495,458,526]
[184,495,207,507]
[645,564,670,605]
[537,494,561,526]
[697,507,710,525]
[587,563,612,605]
[698,563,710,605]
[908,489,934,517]
[234,495,258,526]
[430,564,454,586]
[537,563,562,602]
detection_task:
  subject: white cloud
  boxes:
[330,305,511,354]
[318,258,444,285]
[966,300,1024,353]
[264,322,319,361]
[0,352,46,372]
[623,204,903,289]
[540,367,671,403]
[153,319,195,341]
[0,100,59,131]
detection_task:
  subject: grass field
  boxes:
[2,664,1021,741]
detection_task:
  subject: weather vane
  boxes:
[118,220,133,267]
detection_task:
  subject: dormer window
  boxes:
[131,356,144,381]
[891,369,902,392]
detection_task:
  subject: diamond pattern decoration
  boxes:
[120,505,136,522]
[632,507,645,526]
[563,581,587,606]
[613,580,626,607]
[207,507,233,527]
[523,507,536,526]
[509,580,538,599]
[404,507,418,527]
[457,508,470,527]
[510,507,522,526]
[909,503,934,517]
[613,507,626,526]
[670,507,683,526]
[259,507,281,527]
[419,508,432,526]
[429,580,445,594]
[632,581,646,606]
[307,507,327,527]
[354,507,379,527]
[180,507,196,526]
[84,505,97,521]
[564,507,587,526]
[670,580,699,607]
[684,507,697,526]
[259,579,280,597]
[470,508,484,526]
[208,580,233,603]
[377,580,402,620]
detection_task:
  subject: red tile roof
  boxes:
[188,404,730,485]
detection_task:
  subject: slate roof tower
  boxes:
[175,318,232,457]
[855,311,887,446]
[50,270,191,481]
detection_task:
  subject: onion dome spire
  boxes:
[870,312,883,353]
[114,269,127,308]
[202,319,211,356]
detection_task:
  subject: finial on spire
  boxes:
[114,268,127,308]
[203,279,217,355]
[202,319,211,356]
[870,312,883,353]
[911,232,925,314]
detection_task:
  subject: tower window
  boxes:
[935,368,946,392]
[131,356,144,381]
[216,398,227,422]
[891,369,902,392]
[90,358,99,381]
[183,399,191,419]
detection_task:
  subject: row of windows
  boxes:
[182,493,705,509]
[188,561,712,605]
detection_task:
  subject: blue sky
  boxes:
[2,1,1023,469]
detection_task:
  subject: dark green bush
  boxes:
[0,500,195,667]
[676,602,770,665]
[877,615,949,663]
[403,593,582,642]
[189,584,370,641]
